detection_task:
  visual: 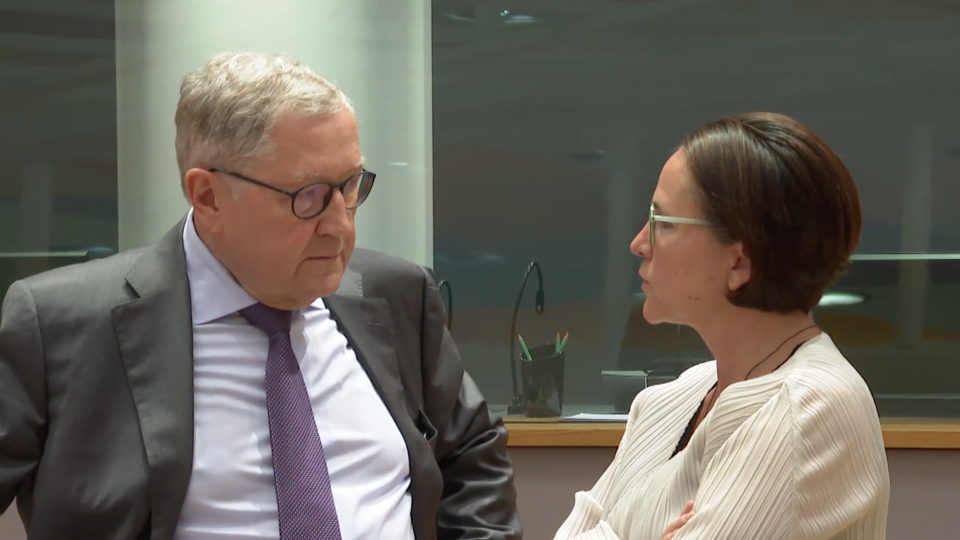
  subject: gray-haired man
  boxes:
[0,52,521,540]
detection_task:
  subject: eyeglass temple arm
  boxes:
[653,215,713,226]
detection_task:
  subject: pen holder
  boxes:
[520,344,566,418]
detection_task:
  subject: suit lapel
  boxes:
[324,292,417,423]
[112,221,195,540]
[325,277,442,540]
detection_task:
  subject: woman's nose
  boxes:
[630,222,651,258]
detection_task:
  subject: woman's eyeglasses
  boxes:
[648,202,713,249]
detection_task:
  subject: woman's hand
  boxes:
[661,500,695,540]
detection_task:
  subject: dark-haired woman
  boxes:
[554,113,889,540]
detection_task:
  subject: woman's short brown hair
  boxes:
[681,112,862,314]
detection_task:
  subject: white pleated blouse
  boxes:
[554,333,889,540]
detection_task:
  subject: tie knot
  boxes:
[240,303,292,337]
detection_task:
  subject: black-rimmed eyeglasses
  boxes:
[208,168,376,219]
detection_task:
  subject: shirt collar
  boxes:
[183,209,325,325]
[183,209,258,324]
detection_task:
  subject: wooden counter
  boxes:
[504,417,960,449]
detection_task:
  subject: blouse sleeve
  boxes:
[552,392,650,540]
[672,378,889,540]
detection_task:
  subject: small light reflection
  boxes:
[817,292,866,307]
[502,13,541,25]
[443,10,541,25]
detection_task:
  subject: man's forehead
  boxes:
[291,156,365,184]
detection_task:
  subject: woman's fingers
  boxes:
[662,500,696,539]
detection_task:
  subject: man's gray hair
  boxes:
[175,51,353,193]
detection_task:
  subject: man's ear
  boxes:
[184,168,225,235]
[727,241,751,291]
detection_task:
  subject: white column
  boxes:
[895,124,933,349]
[115,0,433,267]
[601,133,642,370]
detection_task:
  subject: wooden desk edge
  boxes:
[505,419,960,450]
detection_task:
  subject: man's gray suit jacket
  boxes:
[0,219,522,540]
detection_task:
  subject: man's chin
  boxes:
[311,272,344,299]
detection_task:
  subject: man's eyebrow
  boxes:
[291,170,326,184]
[292,159,366,184]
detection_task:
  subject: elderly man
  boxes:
[0,52,521,540]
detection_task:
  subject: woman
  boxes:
[555,113,889,540]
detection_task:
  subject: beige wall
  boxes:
[0,504,20,539]
[2,449,958,539]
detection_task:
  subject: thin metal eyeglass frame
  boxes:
[207,168,376,219]
[649,202,713,248]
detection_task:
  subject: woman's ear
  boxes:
[727,241,751,291]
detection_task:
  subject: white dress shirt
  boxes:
[174,211,414,540]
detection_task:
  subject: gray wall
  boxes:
[2,449,957,539]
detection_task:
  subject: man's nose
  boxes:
[315,189,354,236]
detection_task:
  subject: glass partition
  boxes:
[429,0,960,419]
[0,0,118,295]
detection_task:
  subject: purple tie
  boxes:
[240,303,342,540]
